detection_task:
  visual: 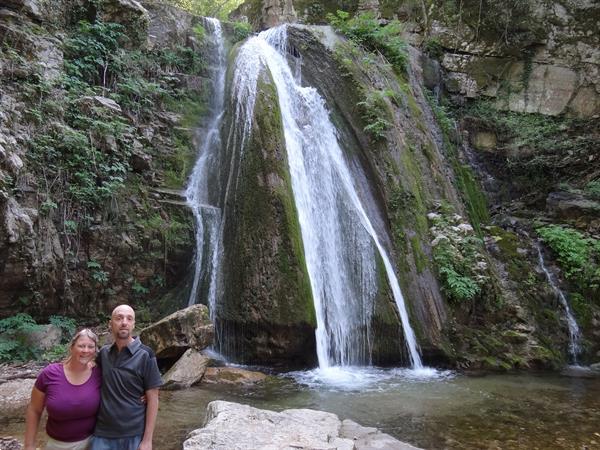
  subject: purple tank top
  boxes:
[35,363,102,442]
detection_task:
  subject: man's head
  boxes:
[110,304,135,342]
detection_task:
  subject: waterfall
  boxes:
[536,243,582,364]
[229,25,422,369]
[186,18,227,318]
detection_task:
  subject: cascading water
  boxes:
[536,243,582,364]
[186,18,227,318]
[229,25,423,369]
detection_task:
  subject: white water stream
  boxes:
[186,18,227,318]
[536,243,582,364]
[230,26,423,369]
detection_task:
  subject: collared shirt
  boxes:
[94,337,162,438]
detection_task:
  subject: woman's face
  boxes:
[71,336,96,364]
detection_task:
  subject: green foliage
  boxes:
[357,89,395,139]
[423,37,443,58]
[230,21,253,43]
[49,315,77,338]
[193,24,206,41]
[327,11,408,73]
[132,281,150,295]
[429,212,489,303]
[42,344,69,362]
[166,0,245,20]
[425,92,489,233]
[585,180,600,200]
[536,225,600,297]
[64,21,125,87]
[87,259,109,285]
[0,313,43,362]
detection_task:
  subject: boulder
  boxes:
[26,324,62,352]
[183,401,423,450]
[0,379,35,422]
[162,349,210,390]
[202,367,267,385]
[139,304,214,359]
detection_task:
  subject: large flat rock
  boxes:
[183,400,423,450]
[139,304,214,359]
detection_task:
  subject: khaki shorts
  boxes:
[45,436,91,450]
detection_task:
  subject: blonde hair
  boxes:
[63,328,99,364]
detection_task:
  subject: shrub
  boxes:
[0,313,43,362]
[537,225,600,298]
[327,11,408,73]
[429,212,489,303]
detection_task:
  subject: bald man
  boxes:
[91,305,162,450]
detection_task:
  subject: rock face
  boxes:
[0,0,199,319]
[423,1,600,119]
[216,60,317,366]
[139,304,214,359]
[183,401,422,450]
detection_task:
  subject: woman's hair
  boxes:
[63,328,99,363]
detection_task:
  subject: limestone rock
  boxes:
[183,401,423,450]
[139,304,214,359]
[162,349,210,390]
[202,367,267,385]
[546,191,600,221]
[79,96,123,114]
[340,419,423,449]
[262,0,296,29]
[0,378,35,422]
[3,198,35,244]
[2,0,42,21]
[25,324,62,352]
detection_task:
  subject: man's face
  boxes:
[110,306,135,340]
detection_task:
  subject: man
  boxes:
[91,305,162,450]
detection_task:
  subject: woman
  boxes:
[24,328,101,450]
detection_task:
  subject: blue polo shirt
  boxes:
[94,337,162,438]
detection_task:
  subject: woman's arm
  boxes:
[24,386,45,450]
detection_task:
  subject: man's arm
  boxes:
[138,388,159,450]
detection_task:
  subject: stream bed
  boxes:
[153,368,600,449]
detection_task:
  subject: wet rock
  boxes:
[202,367,267,385]
[183,401,422,449]
[162,349,210,390]
[340,419,422,449]
[139,304,214,359]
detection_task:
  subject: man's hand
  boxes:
[138,439,152,450]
